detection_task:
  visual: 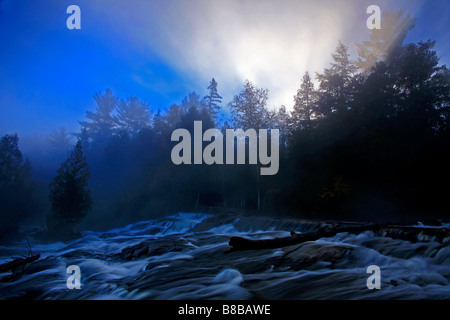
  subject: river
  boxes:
[0,212,448,299]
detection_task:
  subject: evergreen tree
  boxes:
[228,80,276,211]
[229,80,275,130]
[180,92,206,113]
[0,134,31,193]
[77,127,90,151]
[152,108,169,137]
[316,42,358,115]
[115,96,152,135]
[356,11,416,72]
[0,134,34,241]
[275,105,291,151]
[165,104,184,130]
[204,78,223,119]
[291,72,318,130]
[78,89,118,146]
[47,141,91,239]
[48,126,73,159]
[393,40,450,135]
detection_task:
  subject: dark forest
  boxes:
[1,12,449,242]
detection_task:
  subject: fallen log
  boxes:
[229,224,381,251]
[379,225,450,243]
[0,254,40,273]
[228,223,450,251]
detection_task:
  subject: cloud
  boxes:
[86,0,424,110]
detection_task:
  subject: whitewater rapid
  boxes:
[0,212,449,299]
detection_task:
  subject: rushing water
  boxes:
[0,212,449,300]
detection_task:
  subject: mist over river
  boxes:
[0,212,449,300]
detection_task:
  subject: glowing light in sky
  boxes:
[1,0,447,143]
[85,0,423,109]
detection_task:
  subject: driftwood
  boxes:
[0,254,40,273]
[0,239,40,273]
[228,223,450,251]
[229,224,381,251]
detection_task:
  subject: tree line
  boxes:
[1,11,449,241]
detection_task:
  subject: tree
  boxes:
[180,92,206,113]
[229,80,275,130]
[165,104,184,130]
[174,105,217,208]
[0,134,34,241]
[152,108,169,137]
[115,96,152,135]
[316,42,358,115]
[48,126,74,159]
[228,80,276,211]
[291,72,318,130]
[356,11,416,72]
[393,40,450,134]
[275,105,291,152]
[204,78,223,120]
[47,141,92,239]
[78,89,118,146]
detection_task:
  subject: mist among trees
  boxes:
[1,11,449,242]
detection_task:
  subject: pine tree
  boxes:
[291,72,318,130]
[228,80,276,211]
[152,108,169,136]
[393,40,450,134]
[78,89,118,146]
[48,126,73,159]
[115,96,152,135]
[229,80,274,130]
[275,105,291,150]
[316,42,358,115]
[0,134,34,240]
[47,141,91,238]
[0,134,32,193]
[165,104,184,130]
[204,78,223,120]
[356,11,416,72]
[181,92,206,113]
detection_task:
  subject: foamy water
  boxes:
[0,212,449,299]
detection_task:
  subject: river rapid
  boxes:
[0,212,449,300]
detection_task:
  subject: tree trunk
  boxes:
[0,254,40,273]
[256,165,261,211]
[221,166,227,208]
[228,224,450,252]
[195,191,200,209]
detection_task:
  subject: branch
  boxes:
[0,254,40,273]
[0,239,40,273]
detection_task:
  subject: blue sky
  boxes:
[0,0,449,147]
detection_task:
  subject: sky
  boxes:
[0,0,449,152]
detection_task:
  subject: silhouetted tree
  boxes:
[78,89,118,146]
[48,126,74,159]
[228,80,276,210]
[356,11,416,72]
[152,108,169,137]
[316,42,358,115]
[393,41,448,132]
[229,80,275,130]
[0,134,34,241]
[181,92,206,113]
[165,104,184,131]
[47,141,91,239]
[204,78,223,120]
[115,97,152,135]
[275,105,291,153]
[291,72,318,130]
